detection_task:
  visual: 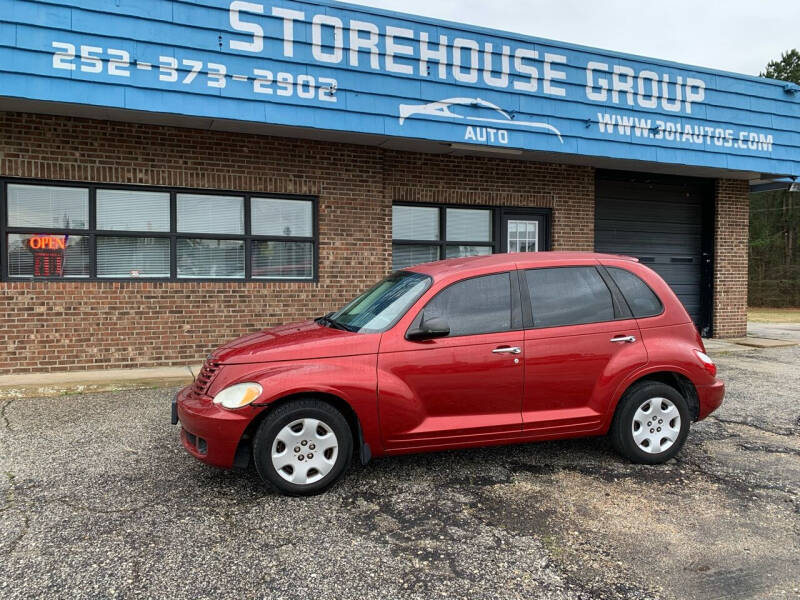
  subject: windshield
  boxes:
[329,271,432,333]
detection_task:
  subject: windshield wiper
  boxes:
[316,313,356,332]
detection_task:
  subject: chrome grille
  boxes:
[192,360,220,397]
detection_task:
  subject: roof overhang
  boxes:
[749,177,800,193]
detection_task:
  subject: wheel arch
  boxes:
[233,391,371,469]
[607,370,700,430]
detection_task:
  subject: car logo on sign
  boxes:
[398,97,564,143]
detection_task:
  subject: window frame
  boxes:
[406,270,523,339]
[391,202,553,269]
[0,178,318,283]
[519,265,633,330]
[332,270,434,334]
[392,202,498,266]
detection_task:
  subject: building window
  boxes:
[177,194,245,235]
[1,180,317,281]
[7,233,91,278]
[507,220,539,253]
[96,189,170,232]
[96,189,172,279]
[177,238,246,279]
[97,237,171,279]
[392,204,494,270]
[251,198,315,280]
[8,184,89,229]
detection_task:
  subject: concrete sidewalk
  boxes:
[705,320,800,354]
[747,321,800,343]
[703,336,796,353]
[0,364,200,399]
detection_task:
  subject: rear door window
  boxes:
[422,272,512,337]
[607,267,663,318]
[525,266,615,328]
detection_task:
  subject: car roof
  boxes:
[403,252,638,278]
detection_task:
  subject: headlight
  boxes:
[212,383,263,410]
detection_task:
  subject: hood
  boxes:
[212,320,381,365]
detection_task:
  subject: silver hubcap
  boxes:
[632,397,681,454]
[271,418,338,485]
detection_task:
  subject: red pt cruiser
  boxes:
[173,253,724,496]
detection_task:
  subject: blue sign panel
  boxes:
[1,0,799,176]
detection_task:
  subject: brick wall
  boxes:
[0,112,595,374]
[384,151,595,251]
[713,179,750,338]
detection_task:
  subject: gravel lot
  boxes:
[1,346,799,600]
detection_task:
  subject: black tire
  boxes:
[610,381,690,465]
[253,398,353,496]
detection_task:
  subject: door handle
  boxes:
[493,346,522,354]
[610,336,637,344]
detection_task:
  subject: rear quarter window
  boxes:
[608,267,663,318]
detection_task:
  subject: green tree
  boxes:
[749,50,800,307]
[749,191,799,306]
[761,48,800,83]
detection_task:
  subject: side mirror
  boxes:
[406,316,450,341]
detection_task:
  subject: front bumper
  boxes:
[172,385,257,469]
[696,379,725,421]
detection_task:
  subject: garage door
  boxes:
[595,173,712,332]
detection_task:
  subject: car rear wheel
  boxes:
[610,381,690,464]
[253,399,353,496]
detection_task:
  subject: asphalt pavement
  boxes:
[1,345,799,600]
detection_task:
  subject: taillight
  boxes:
[694,350,717,377]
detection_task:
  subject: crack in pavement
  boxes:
[707,415,798,438]
[678,452,800,499]
[0,471,15,515]
[1,471,31,557]
[1,399,13,432]
[676,416,799,498]
[4,514,30,557]
[736,442,800,458]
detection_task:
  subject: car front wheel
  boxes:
[610,381,690,464]
[253,399,353,496]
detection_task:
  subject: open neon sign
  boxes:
[27,235,67,251]
[26,235,67,277]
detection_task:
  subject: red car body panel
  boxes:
[377,329,526,449]
[175,252,724,470]
[521,317,647,435]
[211,319,380,364]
